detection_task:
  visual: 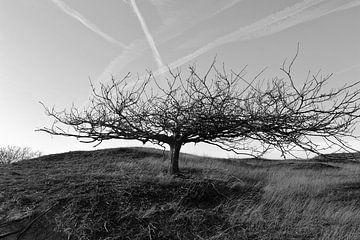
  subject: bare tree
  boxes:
[39,49,360,174]
[0,145,41,164]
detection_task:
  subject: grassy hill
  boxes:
[1,147,360,239]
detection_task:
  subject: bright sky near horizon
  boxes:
[1,0,360,158]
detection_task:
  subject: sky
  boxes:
[0,0,360,158]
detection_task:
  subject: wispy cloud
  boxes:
[128,0,165,71]
[51,0,128,49]
[154,0,360,75]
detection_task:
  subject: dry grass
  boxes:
[1,147,360,239]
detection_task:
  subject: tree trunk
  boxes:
[169,142,181,175]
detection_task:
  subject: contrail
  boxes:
[153,0,360,75]
[336,63,360,75]
[51,0,128,49]
[97,1,246,83]
[96,39,147,83]
[128,0,165,71]
[97,0,360,85]
[211,0,245,16]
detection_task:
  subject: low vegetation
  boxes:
[1,147,360,239]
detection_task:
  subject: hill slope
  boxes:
[1,147,360,239]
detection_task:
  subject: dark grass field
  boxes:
[1,147,360,240]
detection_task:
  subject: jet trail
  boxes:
[154,0,360,75]
[97,0,246,83]
[97,0,360,85]
[96,39,147,83]
[211,0,245,16]
[336,63,360,75]
[51,0,128,49]
[129,0,165,71]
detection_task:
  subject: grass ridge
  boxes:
[1,147,360,239]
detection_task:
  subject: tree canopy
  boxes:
[40,50,360,174]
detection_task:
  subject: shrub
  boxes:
[0,145,41,164]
